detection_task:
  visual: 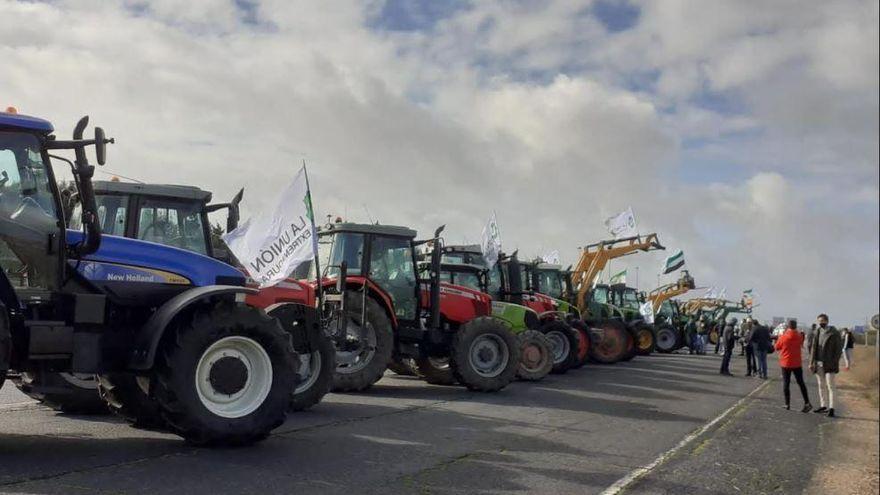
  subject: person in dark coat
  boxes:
[809,313,843,417]
[751,321,772,379]
[685,317,698,355]
[743,318,756,376]
[719,317,737,375]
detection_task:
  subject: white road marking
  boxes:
[0,401,40,412]
[600,379,772,495]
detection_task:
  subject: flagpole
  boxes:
[302,160,323,309]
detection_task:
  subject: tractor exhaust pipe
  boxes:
[429,225,445,329]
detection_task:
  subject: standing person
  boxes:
[752,321,772,379]
[809,314,843,417]
[697,315,709,355]
[685,316,697,355]
[743,318,756,377]
[714,322,723,354]
[775,319,812,412]
[841,327,855,370]
[720,317,737,376]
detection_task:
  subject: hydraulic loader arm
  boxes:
[648,271,696,313]
[570,233,664,309]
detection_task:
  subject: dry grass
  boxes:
[847,347,879,407]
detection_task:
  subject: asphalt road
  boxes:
[1,353,807,494]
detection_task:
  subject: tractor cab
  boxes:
[608,283,642,320]
[317,222,519,392]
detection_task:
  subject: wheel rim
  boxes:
[591,325,624,359]
[195,336,273,419]
[657,329,676,351]
[546,330,570,365]
[60,373,98,390]
[637,330,653,351]
[294,351,321,394]
[468,334,510,378]
[334,317,377,375]
[520,341,544,371]
[576,329,590,360]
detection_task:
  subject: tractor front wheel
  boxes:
[634,324,656,356]
[569,320,592,369]
[12,371,107,414]
[516,330,553,381]
[450,317,520,392]
[388,356,417,376]
[587,319,629,364]
[331,295,394,392]
[415,357,457,385]
[541,320,580,374]
[152,302,297,446]
[655,325,679,353]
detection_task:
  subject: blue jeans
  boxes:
[754,344,768,377]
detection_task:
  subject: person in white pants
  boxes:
[809,314,843,418]
[841,328,855,370]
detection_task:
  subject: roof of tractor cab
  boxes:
[535,263,563,271]
[439,262,486,273]
[0,112,54,133]
[93,180,212,203]
[444,244,481,254]
[320,221,417,239]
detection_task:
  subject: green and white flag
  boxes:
[610,268,627,284]
[662,249,685,274]
[222,166,318,288]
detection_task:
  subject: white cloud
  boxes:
[0,0,876,325]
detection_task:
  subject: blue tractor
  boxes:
[0,110,300,445]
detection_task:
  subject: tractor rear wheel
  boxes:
[331,295,394,392]
[569,319,592,369]
[708,328,720,345]
[388,357,417,376]
[450,317,520,392]
[634,324,656,356]
[415,357,457,385]
[541,320,580,374]
[587,319,629,364]
[152,302,297,446]
[266,303,335,412]
[516,330,553,381]
[620,328,638,361]
[655,325,679,353]
[98,373,166,429]
[12,371,107,414]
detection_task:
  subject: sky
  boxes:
[2,0,878,326]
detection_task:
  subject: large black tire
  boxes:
[266,303,335,412]
[152,302,298,446]
[98,373,166,429]
[387,356,417,376]
[540,320,580,374]
[587,319,630,364]
[1,308,10,391]
[654,325,679,353]
[620,327,638,361]
[414,357,457,385]
[516,330,553,381]
[634,324,656,356]
[12,371,107,414]
[450,317,520,392]
[331,295,394,392]
[569,319,592,369]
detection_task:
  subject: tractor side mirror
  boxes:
[227,188,244,232]
[95,127,107,165]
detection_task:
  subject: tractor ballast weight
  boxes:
[316,222,520,392]
[1,111,298,445]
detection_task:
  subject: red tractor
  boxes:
[261,222,522,392]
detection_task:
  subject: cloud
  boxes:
[0,0,876,325]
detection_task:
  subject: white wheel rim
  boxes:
[295,351,321,394]
[546,331,570,365]
[60,373,98,390]
[195,336,273,419]
[468,334,510,378]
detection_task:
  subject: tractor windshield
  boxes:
[369,236,416,320]
[487,264,502,297]
[69,194,129,237]
[449,270,482,292]
[592,286,608,304]
[319,232,364,278]
[0,131,60,289]
[136,198,207,254]
[536,270,563,298]
[621,289,640,310]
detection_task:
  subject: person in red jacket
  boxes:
[775,319,813,412]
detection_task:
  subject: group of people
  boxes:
[715,313,852,418]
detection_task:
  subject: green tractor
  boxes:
[583,283,656,359]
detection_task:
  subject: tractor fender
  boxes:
[537,310,569,322]
[129,285,258,370]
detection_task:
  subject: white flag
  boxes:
[222,167,317,288]
[541,250,560,265]
[639,301,655,324]
[480,212,502,268]
[604,207,637,239]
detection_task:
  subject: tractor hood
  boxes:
[67,230,245,287]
